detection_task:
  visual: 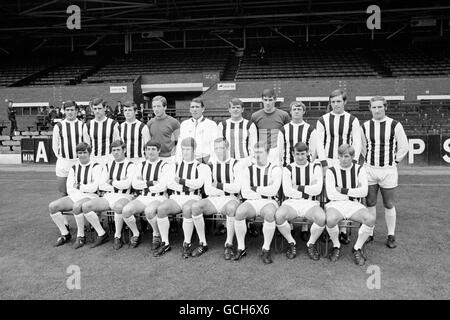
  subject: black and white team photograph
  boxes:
[0,0,449,309]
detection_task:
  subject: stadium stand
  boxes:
[83,49,229,83]
[374,47,450,77]
[235,48,380,80]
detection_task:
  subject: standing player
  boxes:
[361,96,409,248]
[83,98,120,166]
[278,101,326,166]
[325,144,374,266]
[48,142,102,248]
[81,140,137,249]
[217,98,257,167]
[190,137,242,259]
[52,101,88,196]
[250,88,290,166]
[122,140,169,251]
[316,89,362,244]
[155,137,209,258]
[176,98,217,164]
[275,142,325,261]
[147,95,180,163]
[119,101,151,165]
[277,101,326,240]
[233,142,282,264]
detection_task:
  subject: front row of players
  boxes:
[48,138,374,266]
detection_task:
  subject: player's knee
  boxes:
[364,212,376,226]
[325,211,338,227]
[190,202,202,216]
[157,204,168,217]
[275,207,287,224]
[313,206,326,226]
[112,204,124,215]
[383,200,394,209]
[366,197,377,207]
[144,206,156,219]
[182,205,192,218]
[234,205,247,221]
[263,211,275,223]
[225,202,238,217]
[81,202,92,213]
[48,201,58,213]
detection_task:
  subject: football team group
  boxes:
[47,88,408,266]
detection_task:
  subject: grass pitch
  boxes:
[0,166,449,300]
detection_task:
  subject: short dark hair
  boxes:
[329,89,347,102]
[91,98,104,106]
[76,142,91,154]
[338,144,355,157]
[261,88,276,98]
[293,141,308,153]
[123,101,137,111]
[145,140,161,151]
[110,140,126,151]
[229,98,243,108]
[191,97,204,108]
[63,100,79,110]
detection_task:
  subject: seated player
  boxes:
[122,140,169,252]
[155,137,209,258]
[190,137,242,259]
[48,142,102,248]
[81,140,137,249]
[275,142,325,261]
[233,142,282,264]
[325,144,375,266]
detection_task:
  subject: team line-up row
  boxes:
[48,88,409,266]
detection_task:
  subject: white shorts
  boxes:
[282,199,320,218]
[69,192,98,203]
[169,194,201,209]
[135,195,167,207]
[245,198,279,216]
[325,200,366,220]
[207,196,239,214]
[129,157,145,165]
[56,158,78,178]
[103,192,133,208]
[91,155,113,166]
[365,165,398,189]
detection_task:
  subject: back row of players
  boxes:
[48,88,409,266]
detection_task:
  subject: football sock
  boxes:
[61,214,69,226]
[307,223,325,246]
[84,211,105,236]
[354,224,374,250]
[225,216,235,246]
[192,214,207,245]
[326,225,341,248]
[385,207,396,236]
[367,206,376,236]
[114,212,124,239]
[74,214,85,237]
[234,219,247,250]
[157,217,170,245]
[182,217,194,244]
[262,220,276,251]
[147,216,160,237]
[123,215,140,237]
[50,212,69,235]
[276,221,295,244]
